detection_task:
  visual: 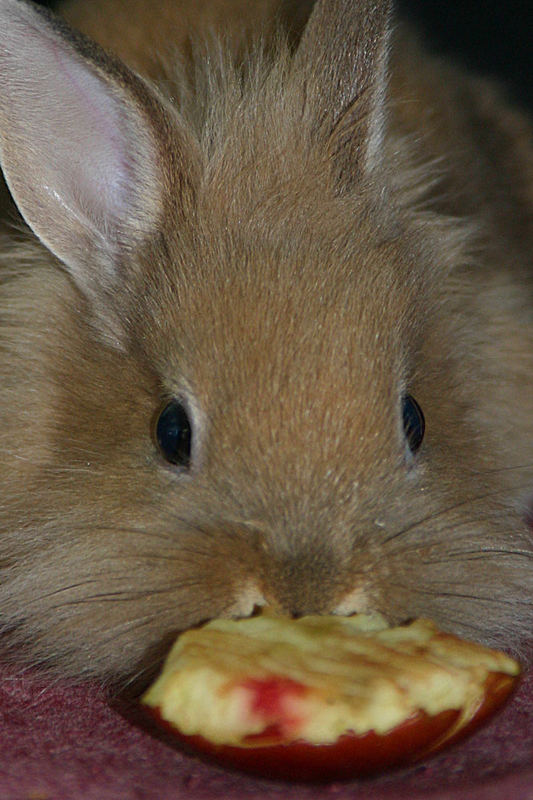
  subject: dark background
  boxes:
[398,0,532,109]
[37,0,532,110]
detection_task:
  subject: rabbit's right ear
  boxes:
[293,0,393,186]
[0,0,196,335]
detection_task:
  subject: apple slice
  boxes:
[141,614,520,781]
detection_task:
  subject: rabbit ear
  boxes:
[0,0,186,320]
[294,0,393,183]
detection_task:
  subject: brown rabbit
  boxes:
[0,0,532,685]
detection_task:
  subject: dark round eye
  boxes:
[402,394,425,453]
[156,399,192,468]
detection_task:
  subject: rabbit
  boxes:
[0,0,532,687]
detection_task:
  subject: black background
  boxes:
[37,0,532,110]
[398,0,532,109]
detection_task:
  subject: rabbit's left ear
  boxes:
[293,0,393,183]
[0,0,193,314]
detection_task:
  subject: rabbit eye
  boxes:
[156,400,192,468]
[402,395,425,453]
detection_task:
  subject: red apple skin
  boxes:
[145,671,519,782]
[417,671,519,758]
[153,707,460,781]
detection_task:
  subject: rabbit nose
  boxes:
[262,556,345,618]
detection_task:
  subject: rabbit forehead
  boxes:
[140,216,424,462]
[147,177,428,367]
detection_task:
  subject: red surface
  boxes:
[0,658,530,800]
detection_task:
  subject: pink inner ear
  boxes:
[49,39,132,233]
[8,20,135,236]
[0,0,160,268]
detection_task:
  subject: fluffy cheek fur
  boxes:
[0,268,242,679]
[1,427,529,683]
[0,256,531,684]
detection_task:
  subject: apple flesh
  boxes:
[141,614,521,782]
[146,671,517,781]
